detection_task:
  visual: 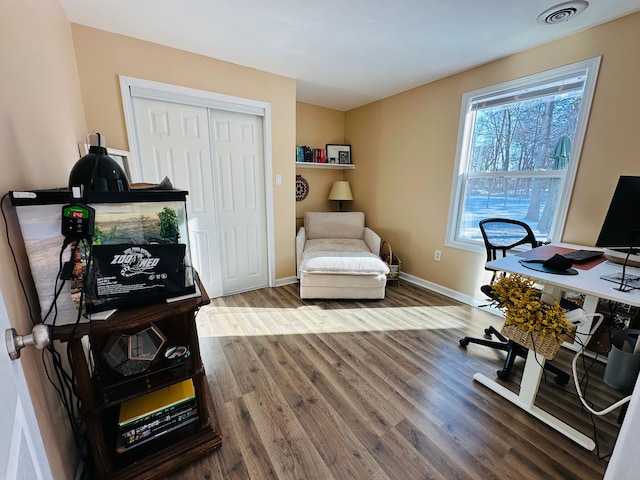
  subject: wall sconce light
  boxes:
[328,181,353,212]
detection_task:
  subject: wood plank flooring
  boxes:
[165,282,624,479]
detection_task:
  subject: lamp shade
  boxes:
[328,181,353,201]
[69,133,130,193]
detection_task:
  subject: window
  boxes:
[446,57,600,251]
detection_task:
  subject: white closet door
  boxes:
[132,97,223,297]
[131,97,269,297]
[210,109,269,294]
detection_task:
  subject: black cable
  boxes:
[71,237,105,474]
[41,345,87,454]
[532,321,620,457]
[1,192,37,325]
[69,237,92,339]
[2,190,90,459]
[40,236,95,470]
[3,188,98,472]
[41,239,75,325]
[570,331,632,460]
[526,337,605,458]
[86,132,101,196]
[615,249,634,292]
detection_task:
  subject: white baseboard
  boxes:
[275,271,492,310]
[397,272,483,307]
[275,276,298,287]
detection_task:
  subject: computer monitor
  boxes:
[596,175,640,250]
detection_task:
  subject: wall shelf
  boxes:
[295,162,354,170]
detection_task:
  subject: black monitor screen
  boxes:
[596,176,640,248]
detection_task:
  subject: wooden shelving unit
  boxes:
[52,278,221,480]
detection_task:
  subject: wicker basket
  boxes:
[500,323,564,360]
[380,240,401,286]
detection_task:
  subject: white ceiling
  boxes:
[58,0,640,111]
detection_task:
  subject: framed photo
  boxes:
[326,144,351,165]
[79,143,132,180]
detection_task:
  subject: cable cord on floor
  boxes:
[531,312,630,458]
[571,314,633,415]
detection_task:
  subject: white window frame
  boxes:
[445,57,601,253]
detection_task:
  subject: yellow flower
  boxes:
[490,273,571,343]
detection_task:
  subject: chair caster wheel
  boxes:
[459,338,469,347]
[497,369,510,380]
[484,328,493,338]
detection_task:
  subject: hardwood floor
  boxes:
[165,282,623,479]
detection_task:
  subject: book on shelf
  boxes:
[115,379,197,453]
[314,148,326,163]
[296,145,312,163]
[118,379,195,426]
[116,400,198,453]
[296,146,326,163]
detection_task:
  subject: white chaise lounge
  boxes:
[296,211,390,299]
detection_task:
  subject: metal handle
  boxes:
[5,323,50,361]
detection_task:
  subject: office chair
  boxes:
[460,218,570,384]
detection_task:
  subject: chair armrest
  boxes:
[296,226,306,277]
[364,227,382,255]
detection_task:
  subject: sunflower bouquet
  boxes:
[489,273,571,345]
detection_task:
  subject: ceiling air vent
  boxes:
[537,1,589,25]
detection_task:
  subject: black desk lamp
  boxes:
[69,132,130,195]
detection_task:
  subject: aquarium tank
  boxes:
[10,189,195,324]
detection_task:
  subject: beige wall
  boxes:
[3,3,640,477]
[0,0,86,478]
[295,103,346,227]
[70,24,297,280]
[346,12,640,299]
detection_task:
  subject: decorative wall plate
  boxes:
[296,175,309,201]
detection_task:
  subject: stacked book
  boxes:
[296,146,326,163]
[116,379,198,453]
[313,148,326,163]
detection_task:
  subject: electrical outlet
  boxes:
[434,250,442,262]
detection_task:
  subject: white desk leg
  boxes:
[581,294,599,314]
[474,349,596,451]
[520,350,544,406]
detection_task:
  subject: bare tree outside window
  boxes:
[447,57,600,250]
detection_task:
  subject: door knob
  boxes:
[5,323,50,361]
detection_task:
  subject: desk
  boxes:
[474,244,640,450]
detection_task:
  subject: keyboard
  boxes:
[561,249,604,263]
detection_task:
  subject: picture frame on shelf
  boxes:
[326,144,351,165]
